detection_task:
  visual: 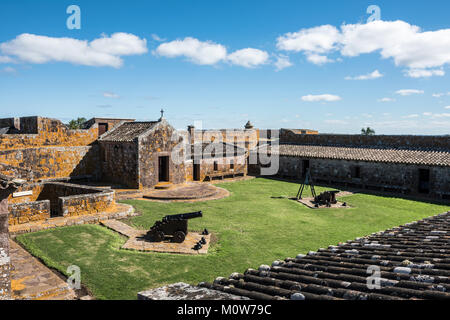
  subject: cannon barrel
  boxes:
[162,211,203,222]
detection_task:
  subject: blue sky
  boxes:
[0,0,450,134]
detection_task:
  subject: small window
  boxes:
[230,160,234,170]
[214,161,218,171]
[351,166,361,179]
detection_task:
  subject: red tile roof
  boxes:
[254,144,450,167]
[200,211,450,300]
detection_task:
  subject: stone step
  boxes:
[154,182,174,190]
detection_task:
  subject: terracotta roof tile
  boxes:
[200,212,450,300]
[99,121,158,142]
[254,144,450,167]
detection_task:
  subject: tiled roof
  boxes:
[199,212,450,300]
[253,144,450,167]
[99,121,158,142]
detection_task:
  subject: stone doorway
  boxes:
[158,156,170,182]
[418,169,430,194]
[193,163,201,181]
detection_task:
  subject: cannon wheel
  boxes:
[151,231,165,242]
[173,231,186,243]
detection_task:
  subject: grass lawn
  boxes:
[16,178,450,300]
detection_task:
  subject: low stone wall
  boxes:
[7,182,115,223]
[8,200,51,225]
[60,189,115,217]
[0,201,11,300]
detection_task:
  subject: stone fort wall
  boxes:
[180,128,260,150]
[0,117,100,182]
[280,129,450,150]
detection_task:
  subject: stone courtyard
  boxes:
[0,115,449,301]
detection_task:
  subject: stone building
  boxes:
[99,118,186,189]
[98,118,249,188]
[250,129,450,200]
[186,142,247,182]
[184,124,259,152]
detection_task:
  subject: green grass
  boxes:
[16,178,450,300]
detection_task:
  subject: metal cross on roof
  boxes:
[160,108,164,118]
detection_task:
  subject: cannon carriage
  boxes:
[314,190,339,206]
[145,211,203,243]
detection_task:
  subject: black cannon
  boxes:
[145,211,203,243]
[314,190,339,206]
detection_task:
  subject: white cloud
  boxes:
[154,37,227,65]
[151,34,166,42]
[276,25,340,65]
[402,114,419,118]
[301,94,342,102]
[306,53,334,65]
[155,37,269,68]
[378,97,396,102]
[277,25,340,54]
[103,92,120,99]
[431,113,450,118]
[0,33,147,68]
[405,69,445,78]
[445,106,450,109]
[421,111,450,118]
[274,55,293,71]
[227,48,269,68]
[345,69,383,80]
[277,20,450,74]
[395,89,424,96]
[0,56,14,63]
[432,92,450,98]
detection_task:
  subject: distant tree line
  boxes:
[67,117,87,129]
[361,127,375,135]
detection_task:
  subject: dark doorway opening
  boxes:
[351,166,361,179]
[98,123,109,135]
[193,163,201,181]
[418,169,430,194]
[302,160,310,177]
[158,156,169,182]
